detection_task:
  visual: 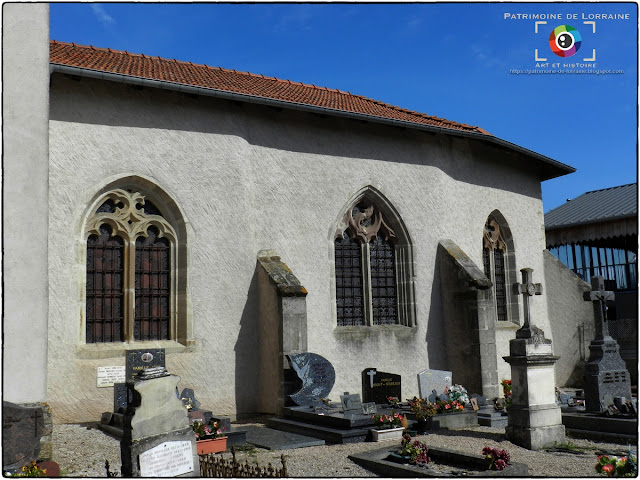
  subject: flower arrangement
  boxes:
[387,396,400,407]
[483,447,510,471]
[501,379,512,409]
[192,419,224,440]
[446,384,470,405]
[595,454,637,477]
[371,411,404,429]
[400,434,430,465]
[408,397,437,419]
[7,461,47,477]
[436,400,465,413]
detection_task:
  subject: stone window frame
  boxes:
[331,186,416,329]
[80,177,193,349]
[482,210,520,325]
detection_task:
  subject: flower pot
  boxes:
[370,426,404,442]
[415,417,432,434]
[196,436,227,455]
[387,452,412,464]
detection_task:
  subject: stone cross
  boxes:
[583,275,615,340]
[516,268,543,329]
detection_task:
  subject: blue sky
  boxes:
[50,3,638,212]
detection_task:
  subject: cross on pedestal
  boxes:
[583,275,615,340]
[516,268,543,329]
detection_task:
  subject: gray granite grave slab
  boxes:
[242,425,324,450]
[349,445,528,477]
[286,353,335,407]
[340,393,363,413]
[418,369,452,398]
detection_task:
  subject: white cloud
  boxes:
[91,4,115,26]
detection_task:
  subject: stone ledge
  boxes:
[333,324,417,340]
[75,340,200,359]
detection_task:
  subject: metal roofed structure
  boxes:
[545,183,637,235]
[545,183,637,378]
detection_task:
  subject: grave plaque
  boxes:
[180,388,201,412]
[340,393,363,413]
[138,441,194,477]
[287,353,335,407]
[126,349,166,382]
[362,402,377,415]
[417,369,452,398]
[97,366,126,388]
[470,397,479,411]
[362,368,401,405]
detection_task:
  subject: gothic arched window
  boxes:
[85,189,178,343]
[483,213,519,324]
[334,190,415,327]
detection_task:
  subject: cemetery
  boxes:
[3,4,638,478]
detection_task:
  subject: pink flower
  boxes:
[602,464,614,475]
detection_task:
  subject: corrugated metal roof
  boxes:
[545,183,638,229]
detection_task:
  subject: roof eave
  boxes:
[49,63,575,180]
[545,212,638,231]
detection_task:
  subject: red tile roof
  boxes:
[50,40,491,136]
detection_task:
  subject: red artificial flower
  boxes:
[602,464,614,475]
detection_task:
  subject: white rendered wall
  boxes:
[3,3,50,404]
[48,75,552,422]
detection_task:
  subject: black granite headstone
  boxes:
[286,352,335,407]
[180,388,201,412]
[125,349,166,381]
[471,393,486,406]
[113,383,133,413]
[362,368,401,405]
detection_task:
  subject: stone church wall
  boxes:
[543,250,595,386]
[48,73,552,422]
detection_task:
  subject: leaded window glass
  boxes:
[483,216,510,323]
[86,224,124,343]
[135,226,171,340]
[370,234,398,325]
[335,233,365,326]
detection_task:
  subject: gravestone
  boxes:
[180,388,201,412]
[286,353,335,407]
[417,369,452,399]
[340,393,363,413]
[504,268,565,450]
[121,372,198,477]
[471,393,486,406]
[113,349,167,413]
[362,368,401,405]
[126,349,166,381]
[2,402,45,470]
[583,276,632,413]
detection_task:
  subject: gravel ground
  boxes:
[52,419,632,477]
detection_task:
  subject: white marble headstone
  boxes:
[418,369,452,399]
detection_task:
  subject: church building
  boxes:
[5,4,592,432]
